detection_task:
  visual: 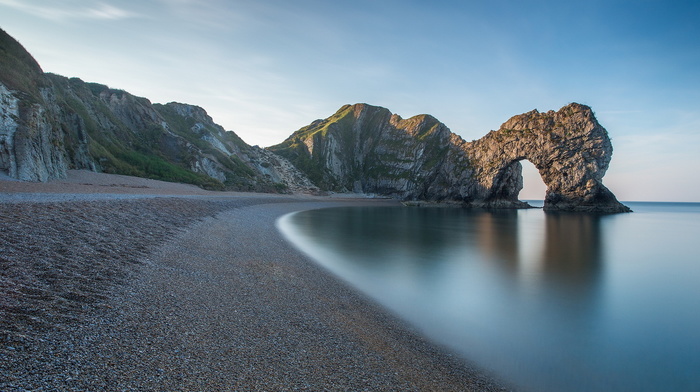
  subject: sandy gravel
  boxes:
[0,171,509,391]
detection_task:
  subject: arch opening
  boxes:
[519,160,547,202]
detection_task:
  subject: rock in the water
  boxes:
[465,103,630,212]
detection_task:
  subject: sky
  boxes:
[1,0,698,201]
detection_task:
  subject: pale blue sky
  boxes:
[1,0,698,201]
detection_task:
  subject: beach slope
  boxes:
[1,172,507,391]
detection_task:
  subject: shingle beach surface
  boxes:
[0,171,508,391]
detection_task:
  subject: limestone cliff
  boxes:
[0,29,67,181]
[270,103,630,212]
[269,104,468,200]
[463,103,629,212]
[0,28,316,192]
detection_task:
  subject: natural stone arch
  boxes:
[462,103,630,212]
[271,102,630,213]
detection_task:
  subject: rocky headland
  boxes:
[1,27,628,212]
[271,103,630,213]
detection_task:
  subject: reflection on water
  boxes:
[542,212,603,289]
[277,204,700,392]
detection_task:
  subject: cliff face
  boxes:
[269,104,467,200]
[270,103,630,212]
[0,82,68,181]
[0,28,316,192]
[0,28,67,182]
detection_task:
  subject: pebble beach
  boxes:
[0,171,508,391]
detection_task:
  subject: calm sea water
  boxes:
[277,202,700,392]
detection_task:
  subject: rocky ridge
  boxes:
[270,104,459,198]
[0,28,317,193]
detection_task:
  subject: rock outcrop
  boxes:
[269,104,466,198]
[0,28,317,193]
[270,103,630,213]
[464,103,629,212]
[0,29,68,181]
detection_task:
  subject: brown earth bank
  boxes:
[0,171,510,391]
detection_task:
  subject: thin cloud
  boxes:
[0,0,140,21]
[85,4,137,20]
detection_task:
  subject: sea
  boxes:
[277,201,700,392]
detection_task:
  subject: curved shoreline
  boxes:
[1,173,510,390]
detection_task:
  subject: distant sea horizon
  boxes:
[279,201,700,392]
[524,199,700,205]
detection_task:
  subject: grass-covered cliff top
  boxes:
[0,28,46,101]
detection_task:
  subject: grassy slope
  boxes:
[0,28,45,102]
[268,105,357,190]
[268,104,450,192]
[47,75,226,190]
[0,28,276,191]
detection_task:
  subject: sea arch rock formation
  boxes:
[272,102,631,213]
[463,103,631,212]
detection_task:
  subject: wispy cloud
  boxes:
[85,3,137,20]
[0,0,140,21]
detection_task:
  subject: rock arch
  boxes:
[270,102,630,213]
[462,103,630,212]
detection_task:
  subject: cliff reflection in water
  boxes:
[542,212,603,283]
[470,209,602,282]
[280,203,700,392]
[286,206,604,296]
[280,206,608,392]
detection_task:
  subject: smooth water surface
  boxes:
[278,202,700,392]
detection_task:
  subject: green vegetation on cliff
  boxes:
[41,75,223,189]
[268,103,455,196]
[269,105,357,189]
[153,103,257,184]
[0,28,45,102]
[0,28,310,193]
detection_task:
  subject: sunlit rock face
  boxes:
[463,103,631,212]
[271,103,630,213]
[269,103,472,200]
